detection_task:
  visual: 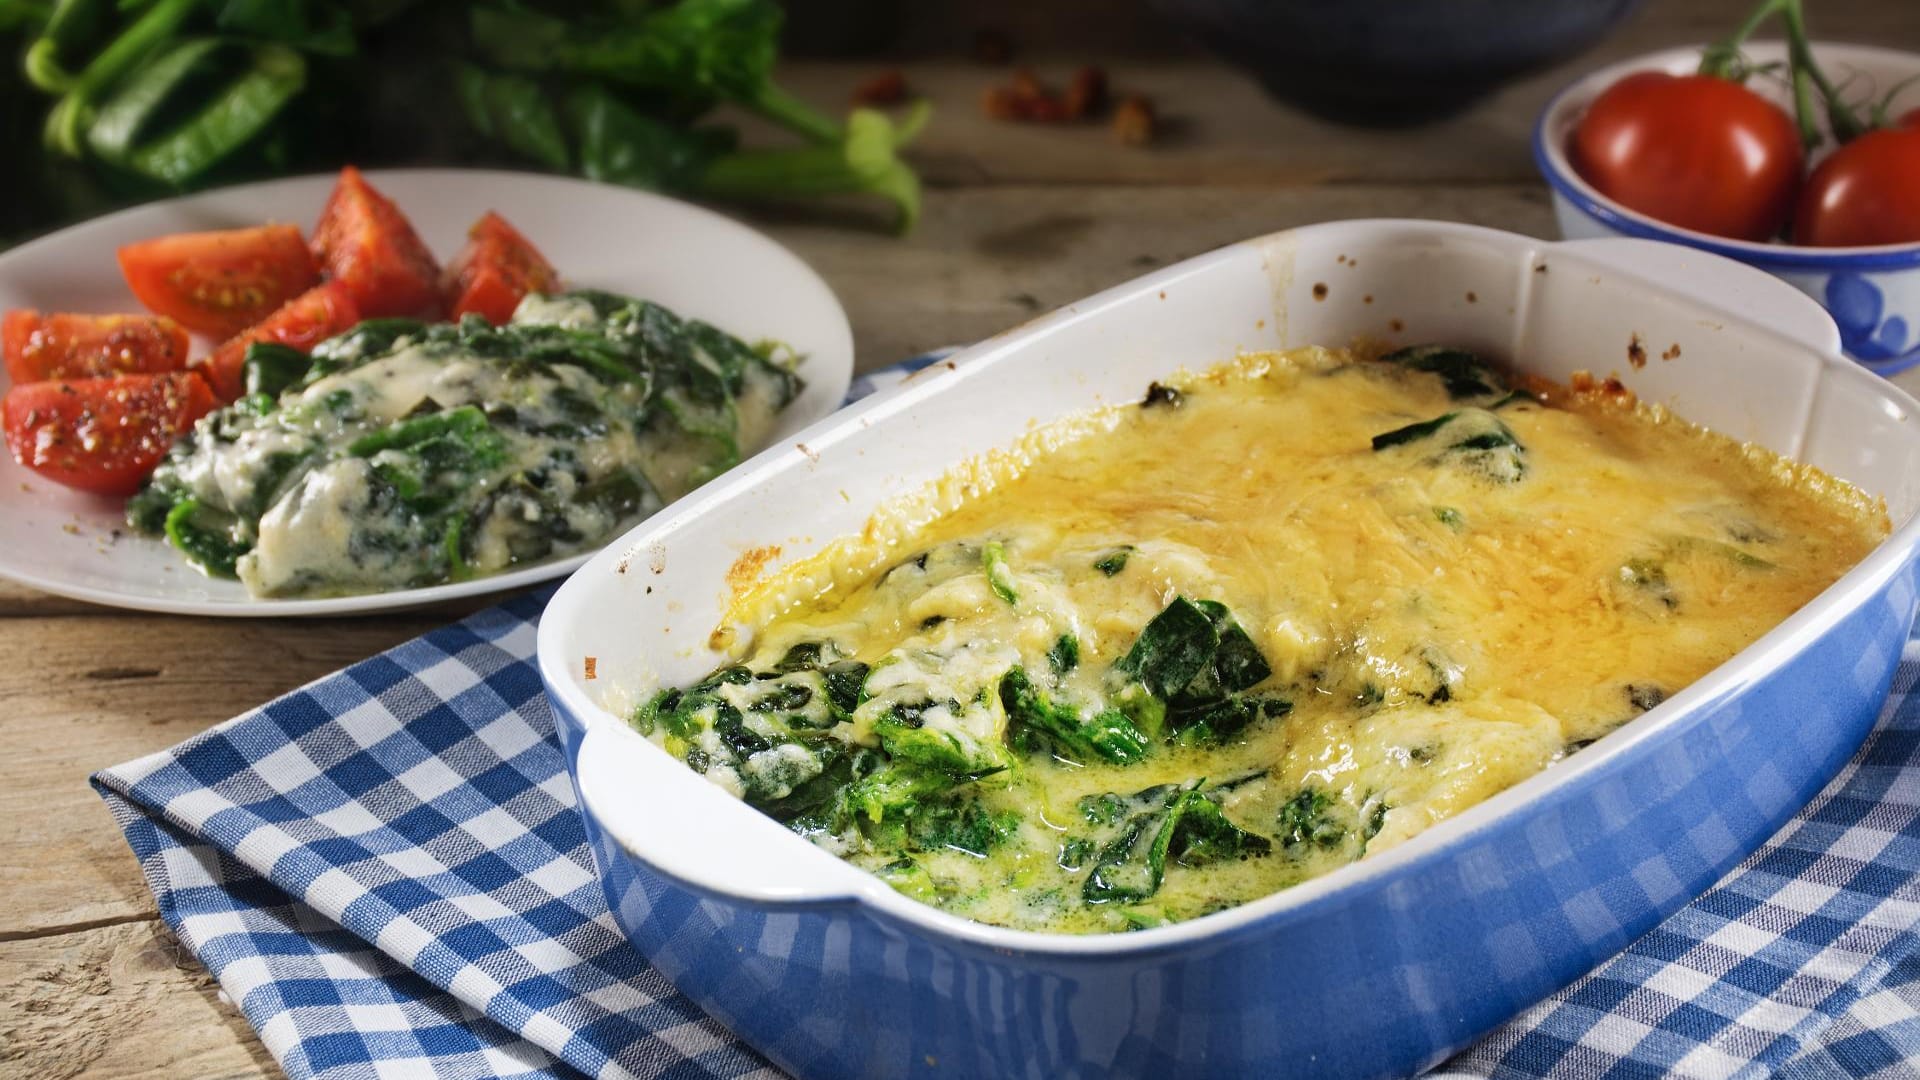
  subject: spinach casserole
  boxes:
[128,291,801,597]
[634,345,1886,934]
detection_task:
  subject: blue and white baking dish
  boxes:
[537,220,1920,1080]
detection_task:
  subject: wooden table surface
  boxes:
[5,1,1918,1075]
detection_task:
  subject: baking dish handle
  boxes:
[1551,237,1842,356]
[573,721,881,908]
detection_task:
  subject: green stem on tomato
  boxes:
[1789,62,1822,150]
[1868,72,1920,127]
[1777,0,1867,142]
[1699,0,1871,148]
[1698,0,1789,79]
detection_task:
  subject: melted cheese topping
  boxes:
[663,348,1887,933]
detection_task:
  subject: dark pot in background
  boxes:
[778,0,902,56]
[1150,0,1644,126]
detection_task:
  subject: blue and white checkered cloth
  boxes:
[94,358,1920,1079]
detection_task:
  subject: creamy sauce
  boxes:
[138,292,796,597]
[639,347,1886,934]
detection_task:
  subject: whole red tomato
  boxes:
[1571,72,1805,242]
[1793,124,1920,246]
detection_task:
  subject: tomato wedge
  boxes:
[443,211,561,325]
[117,224,321,338]
[311,166,442,319]
[3,310,191,384]
[3,372,217,495]
[202,281,362,403]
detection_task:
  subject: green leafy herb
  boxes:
[457,65,569,171]
[1082,781,1195,904]
[465,0,928,231]
[11,0,929,234]
[875,857,936,902]
[1114,597,1277,744]
[1193,599,1271,693]
[1173,793,1272,865]
[1372,412,1457,450]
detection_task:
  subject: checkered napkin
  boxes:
[94,356,1920,1080]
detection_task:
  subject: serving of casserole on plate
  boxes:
[540,221,1920,1079]
[0,169,853,616]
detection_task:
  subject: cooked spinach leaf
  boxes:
[1276,787,1346,850]
[1001,666,1149,766]
[1173,793,1272,865]
[1080,780,1272,903]
[1081,781,1196,904]
[1113,596,1278,744]
[1118,597,1220,699]
[1047,633,1080,675]
[242,341,311,399]
[1381,344,1508,403]
[983,540,1018,605]
[1093,545,1133,576]
[1372,408,1528,483]
[129,288,799,597]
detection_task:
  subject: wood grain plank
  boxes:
[0,919,277,1080]
[0,616,446,936]
[759,0,1920,189]
[751,181,1561,366]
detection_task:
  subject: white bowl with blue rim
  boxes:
[1535,42,1920,376]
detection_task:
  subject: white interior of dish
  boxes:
[542,219,1920,949]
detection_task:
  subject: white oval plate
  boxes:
[0,169,854,616]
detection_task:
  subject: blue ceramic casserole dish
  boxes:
[537,220,1920,1079]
